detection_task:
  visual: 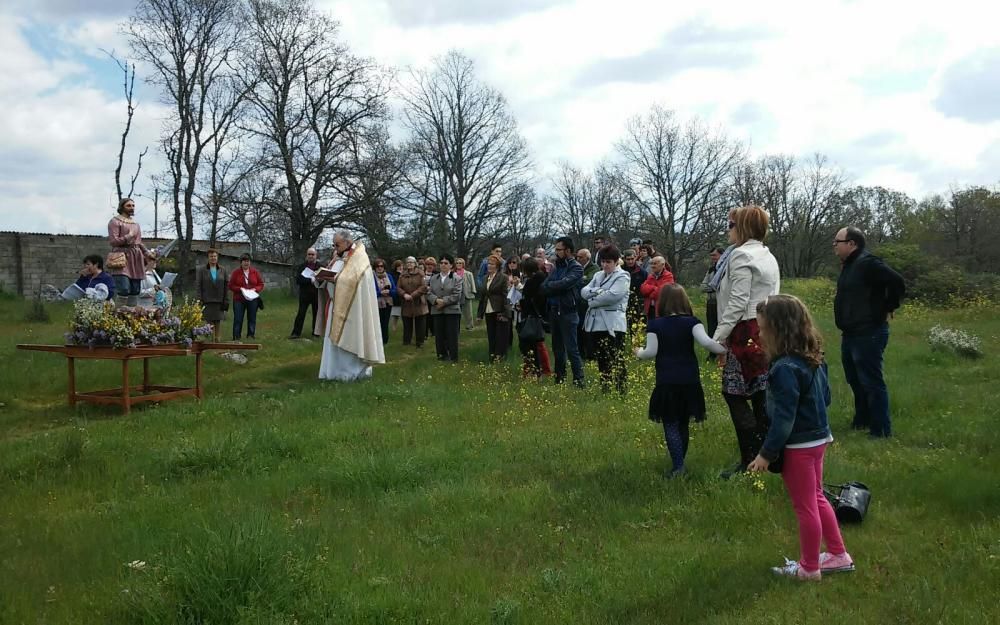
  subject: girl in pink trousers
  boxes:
[748,295,854,580]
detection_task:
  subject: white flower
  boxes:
[126,560,147,570]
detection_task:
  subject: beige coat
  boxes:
[714,239,781,343]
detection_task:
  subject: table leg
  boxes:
[67,357,76,407]
[143,357,150,393]
[195,352,203,399]
[122,358,131,415]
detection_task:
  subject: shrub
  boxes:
[928,324,982,358]
[24,295,50,323]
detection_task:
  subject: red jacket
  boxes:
[639,270,675,316]
[229,267,265,302]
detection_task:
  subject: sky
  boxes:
[1,0,999,236]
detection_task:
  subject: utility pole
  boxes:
[153,188,159,238]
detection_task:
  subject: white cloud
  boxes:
[2,0,1000,236]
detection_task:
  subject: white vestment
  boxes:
[319,281,372,381]
[317,245,385,381]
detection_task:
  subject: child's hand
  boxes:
[747,455,769,472]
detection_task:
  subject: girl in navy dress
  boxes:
[636,284,726,477]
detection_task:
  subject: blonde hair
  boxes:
[486,254,503,270]
[733,205,769,245]
[756,295,824,368]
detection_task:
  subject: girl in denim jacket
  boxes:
[748,295,854,580]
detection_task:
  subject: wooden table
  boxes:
[15,342,260,414]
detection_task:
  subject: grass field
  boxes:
[0,280,998,624]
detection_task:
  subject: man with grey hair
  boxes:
[290,247,322,339]
[313,231,385,381]
[534,247,553,273]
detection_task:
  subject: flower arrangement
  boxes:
[65,298,213,349]
[927,324,982,359]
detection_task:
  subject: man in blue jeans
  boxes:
[833,226,906,438]
[542,236,585,387]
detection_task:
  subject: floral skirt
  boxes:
[721,319,769,397]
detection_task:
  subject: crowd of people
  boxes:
[81,197,909,582]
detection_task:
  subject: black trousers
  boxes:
[402,315,426,347]
[590,330,627,393]
[724,391,768,465]
[291,295,318,337]
[485,312,510,361]
[433,314,461,361]
[378,306,391,345]
[705,295,718,339]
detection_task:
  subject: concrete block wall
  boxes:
[0,232,294,297]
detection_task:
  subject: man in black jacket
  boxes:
[833,226,906,438]
[290,247,321,338]
[542,236,585,387]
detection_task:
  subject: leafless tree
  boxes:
[217,170,294,261]
[105,50,148,201]
[549,161,595,241]
[497,182,540,255]
[616,105,744,272]
[735,153,847,276]
[400,50,532,259]
[240,0,391,260]
[126,0,245,293]
[197,88,257,246]
[333,124,410,257]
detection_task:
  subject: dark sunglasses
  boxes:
[727,221,736,229]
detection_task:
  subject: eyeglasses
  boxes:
[727,221,736,229]
[554,247,565,252]
[833,239,850,244]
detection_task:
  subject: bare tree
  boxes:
[616,105,744,272]
[498,182,540,255]
[333,125,410,257]
[401,50,532,259]
[241,0,390,260]
[105,50,148,201]
[197,87,257,247]
[549,161,595,241]
[217,170,294,261]
[126,0,245,293]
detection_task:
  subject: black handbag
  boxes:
[257,295,264,311]
[824,482,871,523]
[518,316,545,343]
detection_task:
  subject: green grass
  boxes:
[0,281,998,624]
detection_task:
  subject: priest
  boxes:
[313,231,385,381]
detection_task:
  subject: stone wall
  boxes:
[0,231,295,296]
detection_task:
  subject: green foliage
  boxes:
[876,242,999,305]
[24,295,50,323]
[119,514,316,624]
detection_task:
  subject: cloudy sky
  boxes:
[1,0,998,236]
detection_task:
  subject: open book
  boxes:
[314,264,342,281]
[61,283,86,301]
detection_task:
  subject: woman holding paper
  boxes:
[228,253,265,342]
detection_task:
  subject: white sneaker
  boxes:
[771,557,821,581]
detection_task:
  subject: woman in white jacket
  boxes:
[582,245,630,394]
[713,205,781,478]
